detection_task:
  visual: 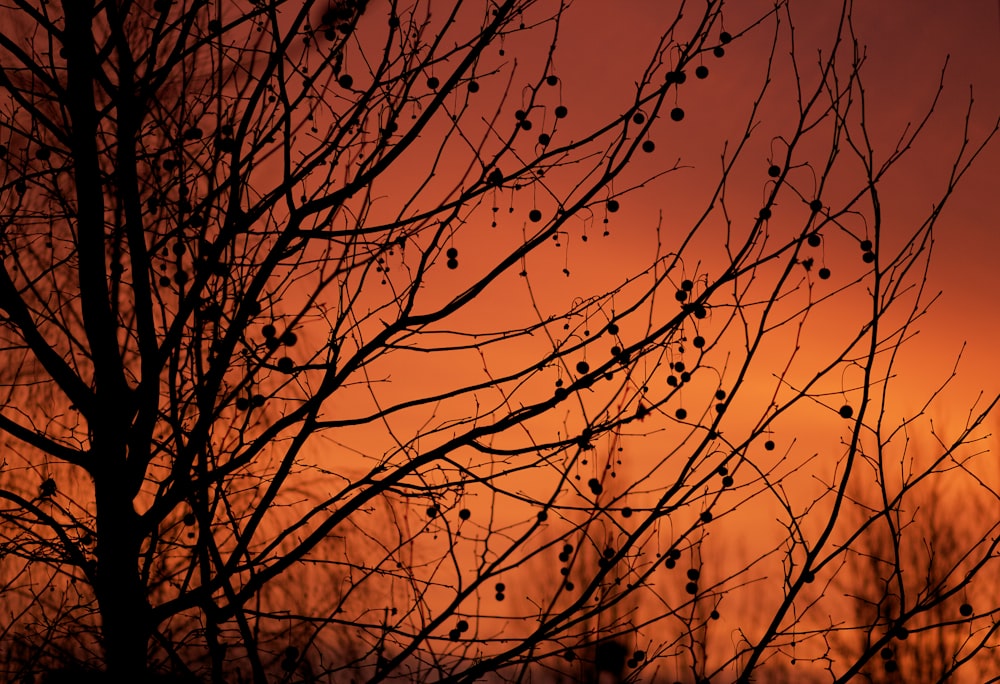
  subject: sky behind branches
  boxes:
[545,0,1000,420]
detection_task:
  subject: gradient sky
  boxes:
[547,0,1000,419]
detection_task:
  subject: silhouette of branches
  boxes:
[0,0,998,682]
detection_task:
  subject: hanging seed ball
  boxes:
[807,233,822,247]
[528,209,542,222]
[173,270,188,284]
[713,46,725,57]
[860,239,873,251]
[893,625,910,640]
[670,107,685,121]
[720,31,732,43]
[667,375,678,387]
[446,258,458,269]
[588,478,603,495]
[621,507,632,518]
[632,112,645,124]
[519,119,533,130]
[495,591,505,601]
[546,75,559,86]
[880,647,894,660]
[446,247,458,258]
[538,133,551,146]
[514,109,527,121]
[839,404,853,419]
[694,305,707,319]
[764,439,775,451]
[607,199,620,213]
[884,661,898,673]
[681,279,694,291]
[576,360,590,374]
[768,164,781,177]
[235,397,250,411]
[862,251,876,263]
[277,357,295,373]
[722,475,734,487]
[265,337,281,351]
[673,361,686,372]
[700,510,713,522]
[818,267,831,280]
[262,324,277,338]
[685,582,698,594]
[675,289,687,302]
[426,505,439,518]
[715,389,726,400]
[607,322,620,335]
[960,603,974,617]
[554,105,568,118]
[675,407,687,420]
[759,207,772,220]
[251,394,265,407]
[427,76,440,89]
[280,331,298,346]
[468,80,480,92]
[458,509,471,520]
[337,74,353,88]
[687,568,700,580]
[809,199,823,212]
[693,336,705,348]
[457,619,470,632]
[695,65,709,79]
[158,275,171,287]
[642,140,656,152]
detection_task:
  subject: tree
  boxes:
[1,0,997,681]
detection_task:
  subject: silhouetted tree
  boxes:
[1,0,997,682]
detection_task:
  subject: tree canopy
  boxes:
[1,0,998,682]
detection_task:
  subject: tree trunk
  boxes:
[94,476,151,680]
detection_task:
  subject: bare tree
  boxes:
[1,0,998,682]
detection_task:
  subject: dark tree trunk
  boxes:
[93,474,151,680]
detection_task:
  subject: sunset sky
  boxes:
[544,0,1000,418]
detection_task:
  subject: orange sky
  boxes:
[536,0,1000,418]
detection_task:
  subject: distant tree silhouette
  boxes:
[1,0,998,682]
